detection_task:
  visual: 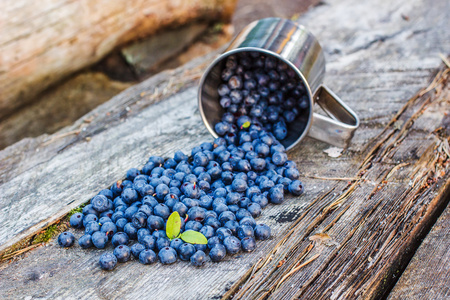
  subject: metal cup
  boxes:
[198,17,359,150]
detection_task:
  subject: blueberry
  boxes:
[57,231,75,247]
[209,244,227,262]
[100,209,114,219]
[111,232,129,247]
[140,235,156,250]
[231,179,248,192]
[218,84,231,97]
[178,243,196,261]
[199,225,215,239]
[194,152,209,167]
[138,204,153,217]
[114,245,131,263]
[205,210,218,219]
[284,168,300,180]
[164,158,177,169]
[124,206,139,221]
[213,203,229,215]
[185,221,203,231]
[69,213,84,229]
[239,216,257,228]
[182,197,200,209]
[152,230,168,239]
[237,225,254,239]
[174,150,188,162]
[92,231,108,249]
[269,184,284,204]
[241,237,257,252]
[228,204,240,214]
[158,247,177,264]
[137,228,151,242]
[224,220,240,236]
[126,168,141,181]
[288,180,304,196]
[170,238,184,251]
[131,243,146,258]
[156,237,171,251]
[216,227,233,241]
[100,221,117,238]
[236,208,252,221]
[183,182,200,199]
[139,249,158,264]
[252,194,269,208]
[228,75,243,89]
[147,215,165,231]
[218,211,236,225]
[173,202,188,217]
[190,250,207,267]
[116,218,128,231]
[153,203,171,219]
[207,236,222,249]
[98,216,112,225]
[123,223,138,239]
[238,197,251,209]
[142,196,159,208]
[247,203,262,218]
[78,234,93,248]
[111,181,124,196]
[250,158,266,171]
[187,206,206,222]
[84,221,100,235]
[155,184,170,200]
[122,188,139,204]
[99,252,117,271]
[83,214,98,227]
[223,236,241,255]
[215,122,231,136]
[254,224,271,240]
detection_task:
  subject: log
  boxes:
[388,201,450,300]
[0,0,449,298]
[0,0,237,120]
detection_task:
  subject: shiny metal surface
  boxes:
[310,85,359,148]
[198,17,359,149]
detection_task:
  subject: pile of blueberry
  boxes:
[57,51,305,271]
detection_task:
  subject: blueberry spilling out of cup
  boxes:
[55,17,362,271]
[57,51,306,269]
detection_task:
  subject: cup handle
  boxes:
[307,85,360,148]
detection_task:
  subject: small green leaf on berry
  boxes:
[166,211,181,240]
[180,230,208,244]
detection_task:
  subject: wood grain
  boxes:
[0,0,449,298]
[0,0,237,120]
[388,201,450,300]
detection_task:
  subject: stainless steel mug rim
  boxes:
[198,46,314,150]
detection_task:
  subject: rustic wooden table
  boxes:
[0,0,449,299]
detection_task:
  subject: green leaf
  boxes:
[166,211,181,240]
[180,230,208,244]
[242,121,251,129]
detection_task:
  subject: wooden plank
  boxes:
[388,201,450,300]
[229,67,450,300]
[0,0,449,299]
[0,0,237,120]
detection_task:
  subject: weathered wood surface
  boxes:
[230,68,450,300]
[0,0,237,120]
[0,0,449,299]
[388,201,450,300]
